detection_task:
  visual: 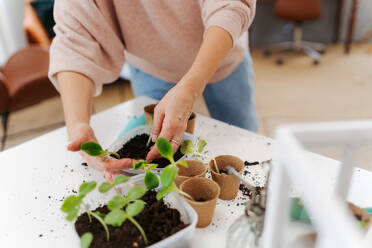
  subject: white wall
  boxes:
[0,0,27,65]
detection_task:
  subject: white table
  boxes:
[1,96,372,247]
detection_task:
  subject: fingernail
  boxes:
[152,134,157,142]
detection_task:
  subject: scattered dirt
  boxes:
[244,161,259,166]
[75,191,187,248]
[113,134,183,168]
[197,198,207,202]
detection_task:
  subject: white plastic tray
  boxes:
[108,125,197,174]
[118,174,198,248]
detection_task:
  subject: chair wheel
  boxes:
[313,60,319,65]
[276,58,284,65]
[319,49,326,54]
[263,49,272,57]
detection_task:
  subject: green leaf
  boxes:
[80,142,103,156]
[127,185,146,201]
[66,208,79,221]
[80,232,93,248]
[177,160,188,168]
[160,165,178,188]
[113,175,130,185]
[104,209,127,227]
[180,140,193,155]
[360,221,367,228]
[98,182,113,193]
[197,140,207,153]
[108,195,126,210]
[94,211,106,219]
[126,200,145,217]
[79,181,97,198]
[147,163,158,170]
[134,160,146,170]
[156,187,171,200]
[156,137,174,162]
[144,171,159,190]
[61,195,81,213]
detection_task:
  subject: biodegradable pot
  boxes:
[348,202,372,230]
[180,177,220,228]
[144,104,196,134]
[209,155,244,200]
[175,160,207,187]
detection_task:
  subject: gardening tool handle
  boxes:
[226,166,256,191]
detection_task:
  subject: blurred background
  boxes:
[0,0,372,154]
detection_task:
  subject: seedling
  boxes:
[61,175,130,244]
[99,183,148,245]
[81,141,120,161]
[133,160,159,190]
[181,139,220,173]
[146,116,154,148]
[155,138,194,201]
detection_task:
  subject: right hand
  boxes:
[68,123,135,182]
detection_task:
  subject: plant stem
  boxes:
[90,212,110,241]
[82,203,92,223]
[108,152,120,159]
[146,134,152,148]
[128,216,148,245]
[212,157,220,174]
[177,188,194,201]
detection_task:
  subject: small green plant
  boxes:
[61,180,110,242]
[98,183,148,245]
[61,175,142,246]
[155,137,193,201]
[181,139,220,173]
[133,160,159,190]
[80,141,120,161]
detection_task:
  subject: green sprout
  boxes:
[80,141,120,161]
[99,184,148,245]
[155,138,194,201]
[61,175,130,244]
[61,181,110,242]
[133,160,159,190]
[181,139,220,173]
[146,116,154,148]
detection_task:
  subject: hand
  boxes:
[68,123,135,181]
[146,78,202,161]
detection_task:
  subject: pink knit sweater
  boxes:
[49,0,256,96]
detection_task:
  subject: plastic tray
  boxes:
[117,174,198,248]
[108,125,197,174]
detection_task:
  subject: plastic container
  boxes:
[108,125,197,174]
[118,174,198,248]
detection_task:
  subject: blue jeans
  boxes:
[129,54,258,132]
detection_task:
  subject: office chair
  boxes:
[264,0,325,65]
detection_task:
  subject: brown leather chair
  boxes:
[0,45,58,150]
[264,0,325,65]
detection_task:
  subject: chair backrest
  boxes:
[275,0,322,22]
[0,73,9,113]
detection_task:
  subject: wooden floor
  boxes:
[1,43,372,169]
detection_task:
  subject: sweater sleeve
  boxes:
[199,0,256,46]
[48,0,125,96]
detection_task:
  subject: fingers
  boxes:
[104,158,136,172]
[151,105,165,142]
[67,137,86,151]
[146,117,186,161]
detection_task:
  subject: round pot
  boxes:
[144,104,196,134]
[348,202,372,230]
[209,155,244,200]
[180,177,220,228]
[175,160,207,187]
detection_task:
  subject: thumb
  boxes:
[146,145,162,162]
[67,136,86,151]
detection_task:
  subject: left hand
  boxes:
[146,78,203,161]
